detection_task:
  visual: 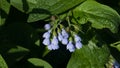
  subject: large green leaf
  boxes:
[67,41,109,68]
[0,0,10,26]
[28,58,52,68]
[11,0,86,22]
[0,54,8,68]
[73,0,120,33]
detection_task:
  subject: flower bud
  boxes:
[44,24,51,30]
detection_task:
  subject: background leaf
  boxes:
[0,54,8,68]
[111,41,120,51]
[0,0,10,26]
[11,0,86,22]
[28,58,52,68]
[73,0,120,33]
[67,40,110,68]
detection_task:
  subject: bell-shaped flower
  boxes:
[51,44,59,50]
[74,34,81,42]
[43,31,50,38]
[47,43,59,50]
[51,36,58,45]
[67,41,75,52]
[58,33,63,41]
[61,38,68,45]
[44,24,51,30]
[47,45,53,50]
[69,48,75,52]
[43,38,50,45]
[61,29,69,38]
[75,41,82,49]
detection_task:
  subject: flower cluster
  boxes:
[42,24,82,52]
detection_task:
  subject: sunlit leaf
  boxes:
[11,0,86,22]
[28,58,52,68]
[67,40,110,68]
[111,41,120,51]
[0,55,8,68]
[73,0,120,33]
[0,0,10,26]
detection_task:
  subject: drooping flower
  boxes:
[51,44,59,50]
[44,24,51,30]
[74,34,81,42]
[51,36,58,45]
[75,41,82,49]
[47,45,53,50]
[47,44,59,50]
[67,41,75,52]
[61,38,68,45]
[43,31,50,38]
[47,36,59,50]
[43,38,50,45]
[61,29,69,38]
[58,33,63,41]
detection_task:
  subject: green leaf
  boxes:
[111,41,120,51]
[0,55,8,68]
[7,46,30,54]
[0,0,10,26]
[28,58,52,68]
[67,41,110,68]
[114,44,120,51]
[28,0,86,22]
[11,0,86,22]
[73,0,120,33]
[6,45,29,66]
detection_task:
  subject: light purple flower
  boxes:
[58,33,63,41]
[51,36,58,45]
[43,38,50,45]
[75,41,82,49]
[69,48,75,52]
[61,29,69,38]
[61,38,68,45]
[47,44,59,50]
[43,31,50,38]
[47,45,53,50]
[74,34,81,42]
[51,44,59,50]
[44,24,51,30]
[67,41,75,52]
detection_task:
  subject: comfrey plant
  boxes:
[42,18,82,52]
